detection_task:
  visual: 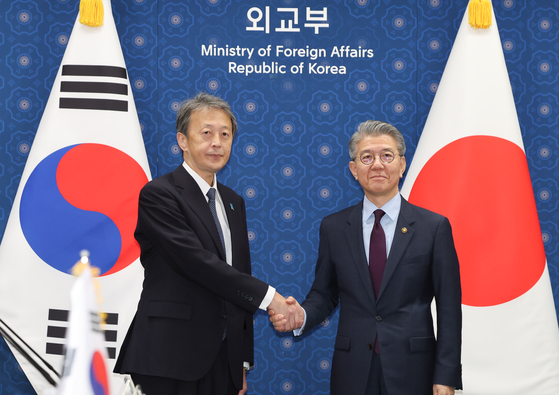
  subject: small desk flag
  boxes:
[57,253,110,395]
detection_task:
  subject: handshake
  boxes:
[267,292,305,332]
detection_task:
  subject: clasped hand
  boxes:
[267,293,304,332]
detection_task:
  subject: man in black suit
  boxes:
[270,120,462,395]
[114,92,302,395]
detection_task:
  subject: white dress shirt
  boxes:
[182,162,275,311]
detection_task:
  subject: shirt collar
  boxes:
[182,161,217,198]
[363,192,401,224]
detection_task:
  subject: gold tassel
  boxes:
[468,0,492,29]
[79,0,104,27]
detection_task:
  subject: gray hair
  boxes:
[348,120,406,160]
[176,92,238,137]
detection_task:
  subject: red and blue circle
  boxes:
[20,144,148,276]
[90,350,110,395]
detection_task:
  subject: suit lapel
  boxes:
[345,201,377,305]
[377,196,415,299]
[173,165,226,260]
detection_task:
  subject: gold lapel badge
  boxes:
[401,227,408,234]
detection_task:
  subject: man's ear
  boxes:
[349,161,358,180]
[177,132,187,151]
[399,156,406,178]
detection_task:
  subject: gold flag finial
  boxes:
[79,0,104,27]
[468,0,492,29]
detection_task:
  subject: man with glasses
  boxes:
[270,120,462,395]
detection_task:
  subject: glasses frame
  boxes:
[358,149,400,165]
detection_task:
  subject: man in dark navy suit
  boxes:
[271,120,462,395]
[115,92,303,395]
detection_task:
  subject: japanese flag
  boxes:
[401,3,559,394]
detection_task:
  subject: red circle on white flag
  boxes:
[409,135,545,306]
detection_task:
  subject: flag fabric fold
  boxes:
[401,2,559,394]
[0,1,150,393]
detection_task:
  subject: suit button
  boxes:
[375,316,382,322]
[248,296,253,302]
[367,343,373,350]
[222,314,227,319]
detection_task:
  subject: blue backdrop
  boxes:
[1,1,558,394]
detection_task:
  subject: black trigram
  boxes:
[59,65,129,112]
[45,308,119,359]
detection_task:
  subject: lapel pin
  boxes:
[401,227,408,234]
[230,203,234,210]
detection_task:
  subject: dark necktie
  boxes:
[208,188,227,340]
[207,188,226,257]
[369,209,386,298]
[369,209,386,354]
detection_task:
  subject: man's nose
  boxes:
[210,133,221,146]
[371,156,385,168]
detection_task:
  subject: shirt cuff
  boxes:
[292,307,307,336]
[259,286,276,310]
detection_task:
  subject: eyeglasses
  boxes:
[358,150,400,165]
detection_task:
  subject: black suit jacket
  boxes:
[301,196,462,395]
[114,165,269,389]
